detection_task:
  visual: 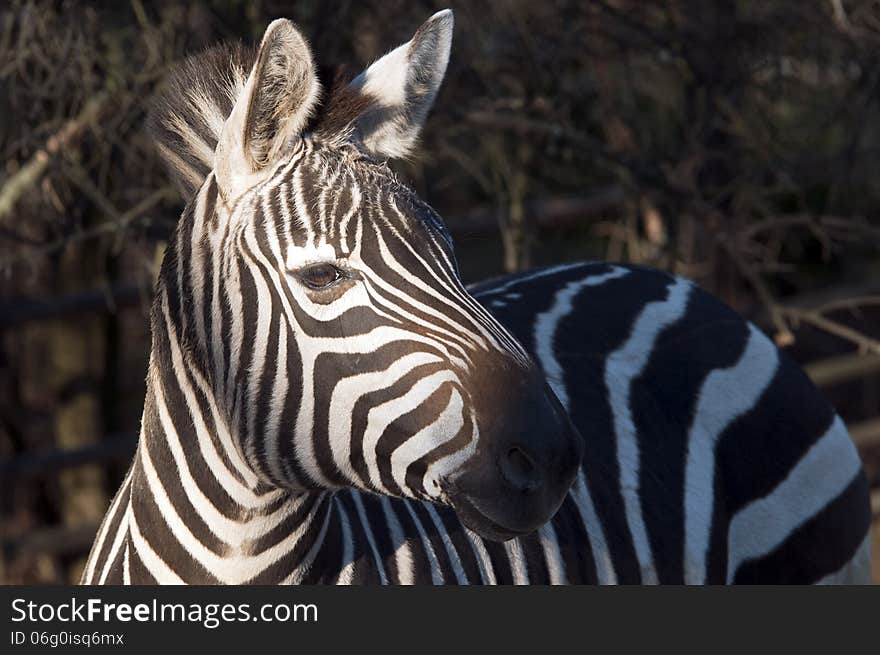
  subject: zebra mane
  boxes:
[148,42,256,198]
[149,44,376,199]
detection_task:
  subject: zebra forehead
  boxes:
[244,146,451,242]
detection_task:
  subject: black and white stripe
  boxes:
[473,263,872,584]
[82,11,872,585]
[83,261,872,584]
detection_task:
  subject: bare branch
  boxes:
[778,305,880,355]
[0,91,112,222]
[0,186,174,271]
[718,237,795,347]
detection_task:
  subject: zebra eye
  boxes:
[296,263,344,290]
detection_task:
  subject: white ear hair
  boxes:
[347,9,453,159]
[215,19,320,200]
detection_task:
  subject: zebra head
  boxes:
[149,10,583,541]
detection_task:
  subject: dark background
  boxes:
[1,0,878,584]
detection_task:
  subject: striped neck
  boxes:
[128,311,337,584]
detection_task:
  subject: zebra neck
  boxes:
[130,361,337,584]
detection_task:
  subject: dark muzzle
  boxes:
[444,369,584,541]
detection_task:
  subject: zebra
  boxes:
[82,10,872,585]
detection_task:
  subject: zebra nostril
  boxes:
[500,447,541,493]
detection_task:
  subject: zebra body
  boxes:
[83,11,872,585]
[83,261,872,585]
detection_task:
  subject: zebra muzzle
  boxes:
[444,379,584,542]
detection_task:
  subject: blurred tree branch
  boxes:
[0,91,112,223]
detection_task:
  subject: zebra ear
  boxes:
[215,19,320,199]
[346,9,453,159]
